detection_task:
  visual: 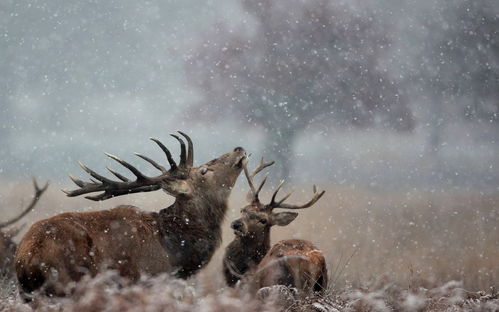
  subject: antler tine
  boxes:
[268,180,286,208]
[243,157,274,203]
[79,161,115,184]
[273,185,326,210]
[170,134,187,168]
[150,138,177,170]
[105,153,147,180]
[69,174,86,187]
[275,190,293,207]
[106,167,130,182]
[242,158,257,198]
[84,185,161,201]
[134,153,167,173]
[250,157,275,179]
[254,173,268,199]
[0,178,49,228]
[177,131,194,167]
[33,178,49,197]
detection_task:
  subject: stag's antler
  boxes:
[267,184,325,211]
[0,178,49,228]
[242,157,274,203]
[242,157,324,210]
[63,131,194,201]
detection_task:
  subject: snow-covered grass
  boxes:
[0,183,498,311]
[0,271,497,311]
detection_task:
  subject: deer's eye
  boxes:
[259,219,267,224]
[200,168,208,175]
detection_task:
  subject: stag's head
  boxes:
[64,131,246,201]
[231,158,325,240]
[189,146,246,199]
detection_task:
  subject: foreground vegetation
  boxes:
[1,271,498,311]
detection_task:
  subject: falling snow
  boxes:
[0,0,498,311]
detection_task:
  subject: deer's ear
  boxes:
[271,212,298,226]
[160,180,192,196]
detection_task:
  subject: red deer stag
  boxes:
[15,132,246,297]
[224,158,327,294]
[1,179,48,277]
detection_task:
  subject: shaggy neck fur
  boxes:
[156,189,231,279]
[223,228,271,286]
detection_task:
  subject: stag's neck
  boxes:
[156,193,229,279]
[160,191,229,228]
[223,231,271,286]
[239,231,271,264]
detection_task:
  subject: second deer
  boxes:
[0,179,48,277]
[223,158,328,294]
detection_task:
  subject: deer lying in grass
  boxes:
[223,158,328,294]
[1,179,48,277]
[15,132,246,297]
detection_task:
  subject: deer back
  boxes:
[254,239,328,293]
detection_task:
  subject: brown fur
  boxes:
[15,141,246,297]
[16,206,167,295]
[254,239,328,292]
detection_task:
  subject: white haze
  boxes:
[0,0,497,191]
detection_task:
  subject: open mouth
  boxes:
[234,154,247,169]
[233,229,246,237]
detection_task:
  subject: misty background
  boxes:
[0,0,498,192]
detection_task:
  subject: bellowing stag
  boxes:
[15,132,246,297]
[1,179,48,277]
[224,158,327,294]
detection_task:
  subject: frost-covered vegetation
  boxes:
[1,270,498,312]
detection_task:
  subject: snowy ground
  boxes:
[1,272,498,311]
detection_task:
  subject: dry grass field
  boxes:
[1,180,498,311]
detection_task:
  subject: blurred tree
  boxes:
[452,1,499,123]
[185,0,414,179]
[419,0,498,155]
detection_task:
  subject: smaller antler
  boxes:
[0,178,49,228]
[267,184,325,210]
[243,157,274,203]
